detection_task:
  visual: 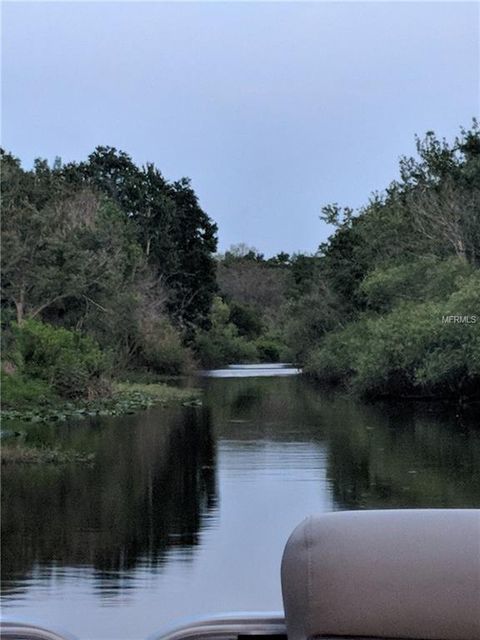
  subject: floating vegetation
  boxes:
[1,382,202,424]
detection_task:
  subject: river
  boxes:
[2,365,479,639]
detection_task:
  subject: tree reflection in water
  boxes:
[206,376,480,509]
[1,406,217,596]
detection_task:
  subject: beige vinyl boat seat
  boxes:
[281,509,480,640]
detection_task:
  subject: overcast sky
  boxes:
[2,1,479,255]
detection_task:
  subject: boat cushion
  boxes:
[281,509,480,640]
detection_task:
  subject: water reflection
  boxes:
[1,373,480,639]
[206,376,480,507]
[1,406,217,597]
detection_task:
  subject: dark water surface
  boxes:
[2,367,480,639]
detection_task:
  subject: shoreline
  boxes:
[1,380,202,465]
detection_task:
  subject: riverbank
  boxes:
[2,380,201,423]
[1,380,202,465]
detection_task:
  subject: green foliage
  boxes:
[1,380,201,424]
[304,321,367,385]
[1,151,138,325]
[415,273,480,389]
[194,293,288,365]
[255,335,288,362]
[229,302,263,339]
[288,123,480,400]
[313,122,480,314]
[307,271,480,397]
[12,319,109,399]
[360,257,474,312]
[62,146,218,329]
[216,251,288,314]
[1,145,215,408]
[195,297,259,367]
[1,372,59,409]
[195,333,258,369]
[284,283,345,362]
[115,382,201,406]
[134,315,194,375]
[2,124,479,404]
[221,243,264,263]
[214,246,291,363]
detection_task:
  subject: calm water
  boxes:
[2,366,480,639]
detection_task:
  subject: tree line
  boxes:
[200,122,480,400]
[288,122,480,399]
[1,146,218,403]
[1,121,479,405]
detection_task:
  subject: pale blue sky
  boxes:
[2,1,479,255]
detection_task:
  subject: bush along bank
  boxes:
[1,319,201,423]
[304,258,480,400]
[0,321,202,465]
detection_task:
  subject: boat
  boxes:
[2,509,479,640]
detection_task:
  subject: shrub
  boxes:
[350,302,441,395]
[284,285,345,362]
[135,316,194,375]
[415,272,480,393]
[195,297,259,367]
[255,335,286,362]
[229,302,263,338]
[306,272,480,398]
[305,320,368,385]
[195,330,258,368]
[12,319,109,399]
[360,257,474,312]
[1,372,59,409]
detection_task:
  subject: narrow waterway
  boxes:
[2,366,479,639]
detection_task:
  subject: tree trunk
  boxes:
[15,300,24,325]
[454,237,467,262]
[15,286,25,324]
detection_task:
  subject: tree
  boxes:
[1,153,139,325]
[62,147,218,330]
[407,176,479,263]
[401,125,480,265]
[222,243,264,263]
[165,178,218,330]
[217,258,287,315]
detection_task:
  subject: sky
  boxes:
[2,1,479,256]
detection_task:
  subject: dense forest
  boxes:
[1,122,479,406]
